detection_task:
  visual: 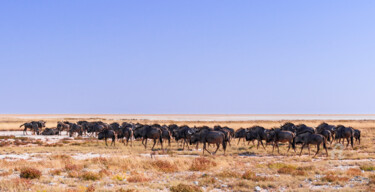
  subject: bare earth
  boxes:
[0,114,374,192]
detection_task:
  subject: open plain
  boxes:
[0,115,374,192]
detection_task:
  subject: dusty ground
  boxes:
[0,115,374,192]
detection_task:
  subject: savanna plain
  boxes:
[0,115,374,192]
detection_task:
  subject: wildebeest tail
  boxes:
[323,137,327,149]
[292,136,296,150]
[20,124,24,128]
[159,129,163,144]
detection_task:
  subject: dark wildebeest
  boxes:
[98,129,116,146]
[316,122,336,142]
[353,129,361,144]
[234,128,248,145]
[69,124,83,137]
[335,125,354,148]
[172,125,194,150]
[41,128,59,135]
[57,121,70,135]
[87,122,106,137]
[20,122,39,135]
[133,125,163,150]
[295,132,328,157]
[190,128,227,155]
[77,121,89,135]
[295,124,315,135]
[214,126,232,146]
[160,125,172,146]
[280,122,296,133]
[118,122,134,146]
[267,128,296,154]
[315,126,332,145]
[246,126,268,149]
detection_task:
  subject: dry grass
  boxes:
[0,115,374,191]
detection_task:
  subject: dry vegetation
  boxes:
[0,115,374,191]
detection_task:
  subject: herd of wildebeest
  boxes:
[19,121,361,157]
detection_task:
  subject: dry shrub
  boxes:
[116,189,137,192]
[278,167,305,176]
[51,154,72,160]
[99,169,111,177]
[242,170,270,181]
[170,183,202,192]
[0,178,33,191]
[67,171,81,178]
[49,169,62,176]
[65,163,83,171]
[369,174,375,185]
[360,164,375,171]
[189,157,217,171]
[80,171,101,181]
[216,170,241,178]
[19,167,41,179]
[346,168,362,176]
[0,170,13,177]
[92,157,109,165]
[151,160,179,173]
[127,173,150,183]
[268,163,296,170]
[322,172,349,183]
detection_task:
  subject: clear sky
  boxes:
[1,1,375,114]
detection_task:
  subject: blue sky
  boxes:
[1,1,375,114]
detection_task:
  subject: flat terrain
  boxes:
[0,115,374,192]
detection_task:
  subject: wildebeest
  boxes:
[267,128,295,154]
[87,122,106,137]
[41,128,59,135]
[57,121,71,135]
[246,126,268,149]
[160,125,172,146]
[316,122,336,141]
[20,121,44,135]
[98,129,116,146]
[20,122,38,135]
[69,124,83,137]
[353,128,361,144]
[133,125,163,150]
[295,124,315,135]
[335,125,354,148]
[77,121,89,135]
[295,132,328,157]
[118,122,134,146]
[214,125,232,146]
[280,122,296,133]
[190,127,227,155]
[234,128,248,145]
[315,127,332,145]
[171,125,194,150]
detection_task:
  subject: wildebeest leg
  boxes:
[272,142,275,154]
[343,137,349,147]
[196,143,199,150]
[300,144,305,156]
[168,138,171,147]
[203,142,212,154]
[213,143,220,155]
[259,140,266,150]
[237,138,241,145]
[105,137,108,146]
[287,142,291,153]
[313,144,320,158]
[276,142,280,154]
[151,139,156,150]
[308,144,311,156]
[111,136,115,146]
